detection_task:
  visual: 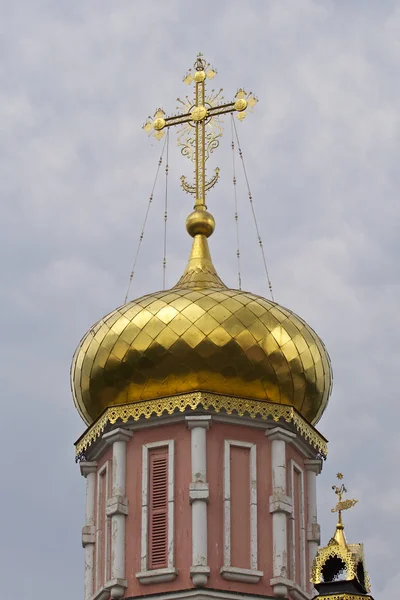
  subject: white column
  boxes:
[103,427,133,599]
[80,461,97,600]
[186,415,211,588]
[266,427,296,598]
[304,458,322,592]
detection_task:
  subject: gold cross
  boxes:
[143,54,257,211]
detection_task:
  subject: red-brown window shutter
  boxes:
[148,447,168,569]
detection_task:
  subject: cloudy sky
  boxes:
[1,1,399,598]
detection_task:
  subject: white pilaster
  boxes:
[103,427,133,599]
[265,427,296,598]
[304,459,322,592]
[186,416,211,588]
[81,461,97,600]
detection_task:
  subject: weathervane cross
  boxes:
[143,54,258,211]
[331,472,358,529]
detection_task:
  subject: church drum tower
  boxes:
[71,56,337,600]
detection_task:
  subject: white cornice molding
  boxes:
[125,589,276,600]
[265,426,297,443]
[304,458,323,475]
[102,427,133,445]
[80,461,97,477]
[186,414,212,429]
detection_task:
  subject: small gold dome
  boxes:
[71,232,332,426]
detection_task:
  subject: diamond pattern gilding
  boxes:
[195,296,218,311]
[300,349,314,371]
[168,314,193,336]
[154,327,180,349]
[142,317,166,340]
[221,297,243,313]
[206,307,230,325]
[182,324,204,349]
[170,297,192,311]
[181,303,206,322]
[156,305,180,324]
[292,333,309,355]
[131,309,153,329]
[71,234,332,427]
[121,305,143,320]
[110,315,130,335]
[147,299,167,315]
[281,340,299,363]
[195,313,220,335]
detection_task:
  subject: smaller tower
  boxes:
[311,474,374,600]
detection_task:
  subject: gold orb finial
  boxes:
[234,98,247,112]
[194,70,206,82]
[186,209,215,237]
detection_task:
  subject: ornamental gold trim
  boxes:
[75,392,327,458]
[311,544,358,584]
[317,595,371,600]
[311,544,370,594]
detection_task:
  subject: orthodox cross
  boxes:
[331,472,358,528]
[143,54,257,210]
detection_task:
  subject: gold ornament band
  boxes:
[316,596,371,600]
[75,391,327,458]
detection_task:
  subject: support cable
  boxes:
[231,115,275,301]
[162,130,170,290]
[230,118,242,290]
[124,136,168,303]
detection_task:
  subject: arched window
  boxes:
[321,555,347,582]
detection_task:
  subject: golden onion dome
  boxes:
[71,209,332,427]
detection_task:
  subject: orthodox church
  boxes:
[71,56,374,600]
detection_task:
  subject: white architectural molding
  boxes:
[289,583,313,600]
[102,428,132,599]
[220,566,263,584]
[265,427,296,597]
[135,589,274,600]
[135,567,178,585]
[289,460,306,591]
[304,458,322,594]
[81,461,97,600]
[186,415,211,587]
[95,461,111,594]
[222,439,262,583]
[136,439,176,584]
[90,586,110,600]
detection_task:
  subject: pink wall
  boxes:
[230,445,251,569]
[91,419,311,597]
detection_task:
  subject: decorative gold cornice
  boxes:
[317,595,371,600]
[75,391,327,458]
